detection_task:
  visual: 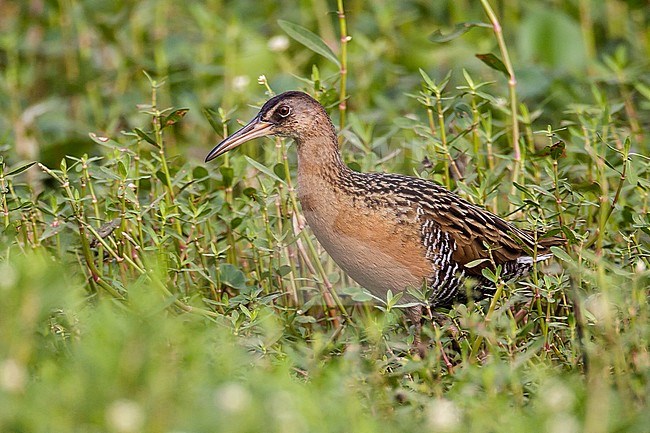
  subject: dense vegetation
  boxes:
[1,1,648,432]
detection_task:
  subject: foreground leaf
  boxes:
[278,20,340,67]
[475,53,509,77]
[429,21,491,43]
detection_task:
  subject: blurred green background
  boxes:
[2,0,647,166]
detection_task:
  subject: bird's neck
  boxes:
[295,128,350,185]
[294,128,353,218]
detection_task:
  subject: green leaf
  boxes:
[602,157,621,174]
[244,156,286,185]
[311,64,321,90]
[550,246,573,264]
[512,182,536,200]
[429,22,491,43]
[156,169,168,185]
[537,141,566,160]
[117,160,128,178]
[481,267,498,283]
[273,163,286,180]
[419,69,452,94]
[462,68,475,88]
[635,82,650,101]
[465,258,490,269]
[134,128,159,148]
[220,166,234,188]
[162,108,189,127]
[239,304,252,318]
[276,265,292,277]
[419,68,435,89]
[385,290,404,309]
[5,161,37,177]
[348,161,361,172]
[294,315,317,324]
[475,53,509,77]
[278,20,340,67]
[242,187,257,198]
[202,108,221,134]
[341,286,374,302]
[230,217,242,230]
[98,166,122,181]
[192,166,209,180]
[549,141,566,160]
[219,263,247,290]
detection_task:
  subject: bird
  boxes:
[205,91,564,349]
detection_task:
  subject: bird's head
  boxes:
[205,91,328,162]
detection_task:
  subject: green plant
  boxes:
[0,1,648,431]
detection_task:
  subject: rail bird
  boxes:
[205,91,563,348]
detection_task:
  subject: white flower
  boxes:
[426,398,461,432]
[542,381,575,411]
[547,414,579,433]
[268,35,289,52]
[105,399,145,433]
[0,358,26,392]
[584,293,613,323]
[0,263,17,289]
[635,259,646,273]
[213,382,251,413]
[232,75,250,92]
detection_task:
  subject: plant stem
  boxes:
[479,0,521,200]
[336,0,349,138]
[0,165,9,228]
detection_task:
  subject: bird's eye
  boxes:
[277,105,291,118]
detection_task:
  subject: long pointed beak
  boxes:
[205,116,274,162]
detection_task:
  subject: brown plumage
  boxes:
[205,91,564,347]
